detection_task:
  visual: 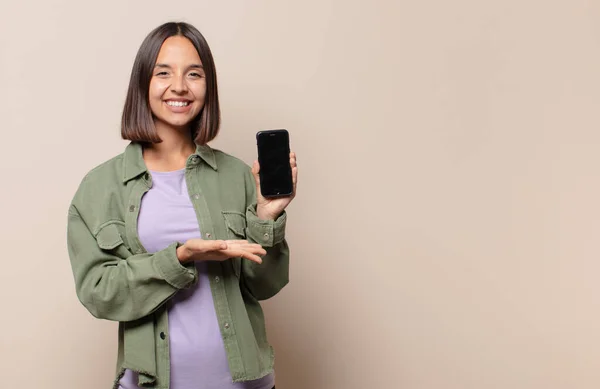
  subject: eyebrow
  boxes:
[154,63,204,70]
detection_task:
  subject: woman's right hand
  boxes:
[176,239,266,264]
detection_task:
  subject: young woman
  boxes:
[66,22,297,389]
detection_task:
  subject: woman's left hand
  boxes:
[252,151,298,220]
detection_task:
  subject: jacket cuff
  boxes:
[245,204,287,248]
[154,242,197,289]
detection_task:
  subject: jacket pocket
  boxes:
[222,211,247,238]
[222,211,248,279]
[95,222,133,259]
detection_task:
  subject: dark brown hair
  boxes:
[121,22,220,145]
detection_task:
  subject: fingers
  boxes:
[242,252,263,264]
[184,238,266,264]
[214,240,228,250]
[290,151,298,190]
[252,160,262,198]
[187,239,227,251]
[230,243,267,256]
[226,248,264,264]
[225,240,263,251]
[250,244,267,256]
[222,240,267,263]
[252,160,260,180]
[292,166,298,186]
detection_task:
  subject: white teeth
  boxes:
[167,101,189,107]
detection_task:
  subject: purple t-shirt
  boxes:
[119,168,274,389]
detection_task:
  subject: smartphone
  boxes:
[256,129,293,198]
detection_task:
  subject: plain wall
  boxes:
[1,0,600,388]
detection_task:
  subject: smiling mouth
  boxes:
[166,100,190,107]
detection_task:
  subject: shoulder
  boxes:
[70,152,126,209]
[211,148,251,174]
[210,148,255,196]
[208,147,256,206]
[82,153,126,184]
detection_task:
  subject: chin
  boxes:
[165,111,199,124]
[170,119,196,129]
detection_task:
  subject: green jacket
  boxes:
[66,142,289,389]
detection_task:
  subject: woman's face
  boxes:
[149,36,206,131]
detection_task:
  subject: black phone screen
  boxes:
[256,129,293,197]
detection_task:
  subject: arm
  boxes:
[240,168,290,300]
[67,205,197,322]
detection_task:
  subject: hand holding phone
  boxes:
[256,129,294,198]
[253,129,298,220]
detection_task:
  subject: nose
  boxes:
[171,73,188,93]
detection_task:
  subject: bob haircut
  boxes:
[121,22,220,145]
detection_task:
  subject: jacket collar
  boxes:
[122,142,217,183]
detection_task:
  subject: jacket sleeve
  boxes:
[240,168,290,300]
[67,204,198,322]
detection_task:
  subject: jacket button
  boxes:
[129,205,136,212]
[160,332,166,340]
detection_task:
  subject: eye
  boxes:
[189,72,204,78]
[155,71,169,76]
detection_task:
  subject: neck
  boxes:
[143,121,196,172]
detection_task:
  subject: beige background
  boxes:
[1,0,599,388]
